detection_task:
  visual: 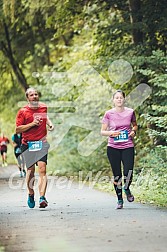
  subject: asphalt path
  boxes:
[0,165,167,252]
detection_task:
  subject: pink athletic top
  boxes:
[101,107,136,149]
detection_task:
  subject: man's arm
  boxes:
[16,119,41,134]
[46,116,54,131]
[16,123,34,134]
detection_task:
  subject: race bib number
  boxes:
[28,141,43,151]
[114,130,128,143]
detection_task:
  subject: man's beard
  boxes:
[30,100,39,107]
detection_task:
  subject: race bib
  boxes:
[28,141,43,151]
[114,130,128,143]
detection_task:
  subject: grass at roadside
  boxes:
[47,145,167,208]
[0,245,5,252]
[94,171,167,208]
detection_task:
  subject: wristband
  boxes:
[132,130,136,135]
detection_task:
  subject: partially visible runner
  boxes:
[0,133,10,167]
[101,90,138,209]
[15,87,54,209]
[12,133,26,177]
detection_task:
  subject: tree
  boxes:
[0,0,56,90]
[128,0,143,44]
[137,50,167,146]
[1,20,29,90]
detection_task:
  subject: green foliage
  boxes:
[0,0,166,207]
[133,146,167,207]
[48,127,109,178]
[135,50,167,146]
[0,245,5,252]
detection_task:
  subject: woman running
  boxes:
[101,90,138,209]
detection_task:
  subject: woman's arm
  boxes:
[129,121,138,137]
[101,123,120,137]
[12,141,18,148]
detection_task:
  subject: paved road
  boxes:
[0,165,167,252]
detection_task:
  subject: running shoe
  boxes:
[27,194,35,208]
[124,188,134,202]
[116,199,123,209]
[4,162,8,167]
[39,196,48,208]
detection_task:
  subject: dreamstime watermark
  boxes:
[8,169,156,192]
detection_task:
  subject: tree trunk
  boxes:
[2,21,29,91]
[128,0,143,44]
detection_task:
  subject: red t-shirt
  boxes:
[16,103,47,145]
[0,137,9,150]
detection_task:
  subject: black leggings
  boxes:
[107,146,134,200]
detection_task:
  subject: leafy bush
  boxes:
[132,146,167,207]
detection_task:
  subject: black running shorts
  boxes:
[21,141,50,169]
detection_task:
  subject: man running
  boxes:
[12,133,26,177]
[15,87,54,209]
[0,133,9,167]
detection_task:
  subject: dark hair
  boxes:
[113,90,125,98]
